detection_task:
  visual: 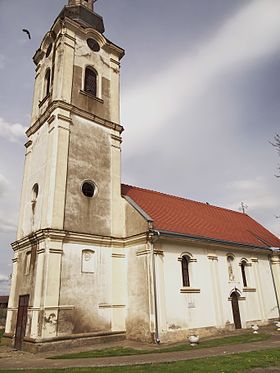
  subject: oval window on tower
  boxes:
[87,38,100,52]
[81,180,96,198]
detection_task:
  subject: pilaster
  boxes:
[207,253,224,327]
[17,142,33,240]
[111,133,124,236]
[270,255,280,314]
[154,246,166,336]
[5,256,19,334]
[52,28,75,103]
[111,250,126,331]
[251,258,266,321]
[30,246,46,338]
[40,243,63,339]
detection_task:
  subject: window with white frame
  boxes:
[240,259,248,287]
[181,255,190,287]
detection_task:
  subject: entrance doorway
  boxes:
[231,291,242,329]
[14,294,29,350]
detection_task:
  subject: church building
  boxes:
[4,0,280,351]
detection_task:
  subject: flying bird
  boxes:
[22,29,31,40]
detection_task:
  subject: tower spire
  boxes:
[68,0,96,12]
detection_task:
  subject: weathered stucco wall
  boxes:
[126,244,154,343]
[64,115,112,235]
[59,242,112,334]
[5,241,42,339]
[71,33,121,124]
[17,124,49,239]
[124,201,149,237]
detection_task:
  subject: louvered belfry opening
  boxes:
[84,67,97,96]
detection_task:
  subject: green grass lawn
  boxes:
[49,333,269,359]
[4,348,280,373]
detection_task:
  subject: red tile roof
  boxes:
[121,184,280,249]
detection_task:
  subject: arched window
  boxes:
[45,68,51,97]
[181,256,190,287]
[240,260,247,287]
[25,251,31,275]
[84,67,97,96]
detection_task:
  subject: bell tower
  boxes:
[5,0,127,349]
[17,0,124,239]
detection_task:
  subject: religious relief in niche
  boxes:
[227,255,235,281]
[82,249,95,273]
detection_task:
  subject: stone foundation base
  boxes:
[2,331,126,353]
[158,324,236,344]
[245,318,277,329]
[158,318,279,344]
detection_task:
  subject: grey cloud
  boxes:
[0,55,5,69]
[123,0,280,156]
[0,273,9,282]
[0,118,27,143]
[0,174,8,198]
[0,216,17,233]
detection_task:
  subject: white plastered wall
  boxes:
[155,241,278,341]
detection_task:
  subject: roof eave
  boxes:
[154,229,274,252]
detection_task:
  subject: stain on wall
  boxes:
[64,115,112,235]
[126,246,153,342]
[124,202,148,237]
[58,243,112,334]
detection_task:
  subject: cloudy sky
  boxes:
[0,0,279,295]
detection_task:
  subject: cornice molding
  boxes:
[26,100,123,138]
[11,229,147,252]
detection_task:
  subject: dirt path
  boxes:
[0,334,280,370]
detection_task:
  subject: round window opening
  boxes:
[87,38,100,52]
[46,43,52,58]
[82,181,96,198]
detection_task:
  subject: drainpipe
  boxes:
[150,229,160,344]
[269,248,280,320]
